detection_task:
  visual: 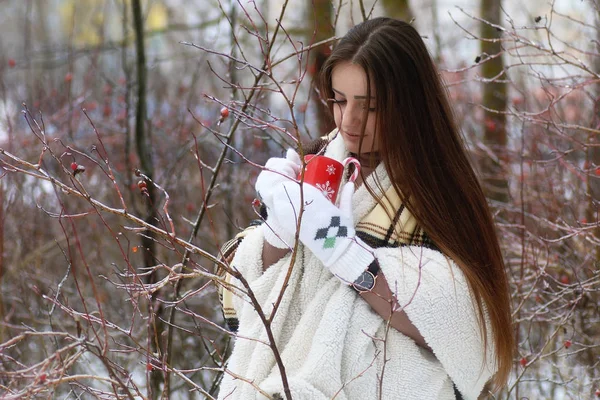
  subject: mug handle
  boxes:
[342,157,361,183]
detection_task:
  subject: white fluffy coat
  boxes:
[218,133,496,400]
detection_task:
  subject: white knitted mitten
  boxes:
[254,149,301,249]
[270,181,375,284]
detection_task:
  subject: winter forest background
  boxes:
[0,0,599,398]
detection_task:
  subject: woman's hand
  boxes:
[255,149,301,210]
[269,181,375,285]
[255,149,301,249]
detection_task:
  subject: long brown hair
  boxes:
[319,17,514,389]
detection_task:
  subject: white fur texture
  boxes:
[218,132,495,400]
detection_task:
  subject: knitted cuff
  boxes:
[261,217,296,249]
[326,237,375,284]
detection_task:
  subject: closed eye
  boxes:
[327,98,375,112]
[362,104,377,112]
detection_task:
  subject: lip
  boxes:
[343,131,367,138]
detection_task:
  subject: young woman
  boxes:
[217,17,514,400]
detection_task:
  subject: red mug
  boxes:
[299,155,361,203]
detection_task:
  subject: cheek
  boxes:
[366,115,377,135]
[333,107,342,127]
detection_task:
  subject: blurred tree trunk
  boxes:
[122,0,135,208]
[309,0,335,134]
[24,0,33,108]
[0,183,4,344]
[224,3,238,242]
[588,1,600,263]
[480,0,509,203]
[430,0,442,63]
[381,0,414,22]
[580,0,600,379]
[131,1,163,398]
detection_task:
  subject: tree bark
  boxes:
[480,0,509,203]
[431,0,442,63]
[587,1,600,263]
[131,1,163,398]
[0,183,4,344]
[309,0,335,134]
[381,0,414,22]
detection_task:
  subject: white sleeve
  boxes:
[374,246,496,400]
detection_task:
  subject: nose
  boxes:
[340,103,363,130]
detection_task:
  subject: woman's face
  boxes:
[330,62,379,154]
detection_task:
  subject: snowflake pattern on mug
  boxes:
[326,164,336,175]
[316,181,335,200]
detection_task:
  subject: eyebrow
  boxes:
[332,88,375,100]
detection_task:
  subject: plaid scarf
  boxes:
[355,184,438,251]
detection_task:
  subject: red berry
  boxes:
[103,104,112,118]
[146,363,153,371]
[519,357,527,367]
[8,58,16,68]
[220,107,230,118]
[595,167,600,176]
[138,180,148,196]
[39,373,46,383]
[71,162,78,171]
[73,165,86,176]
[116,110,127,122]
[252,198,261,207]
[64,72,73,83]
[559,275,569,285]
[511,96,523,106]
[583,161,590,170]
[485,118,497,132]
[564,340,571,349]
